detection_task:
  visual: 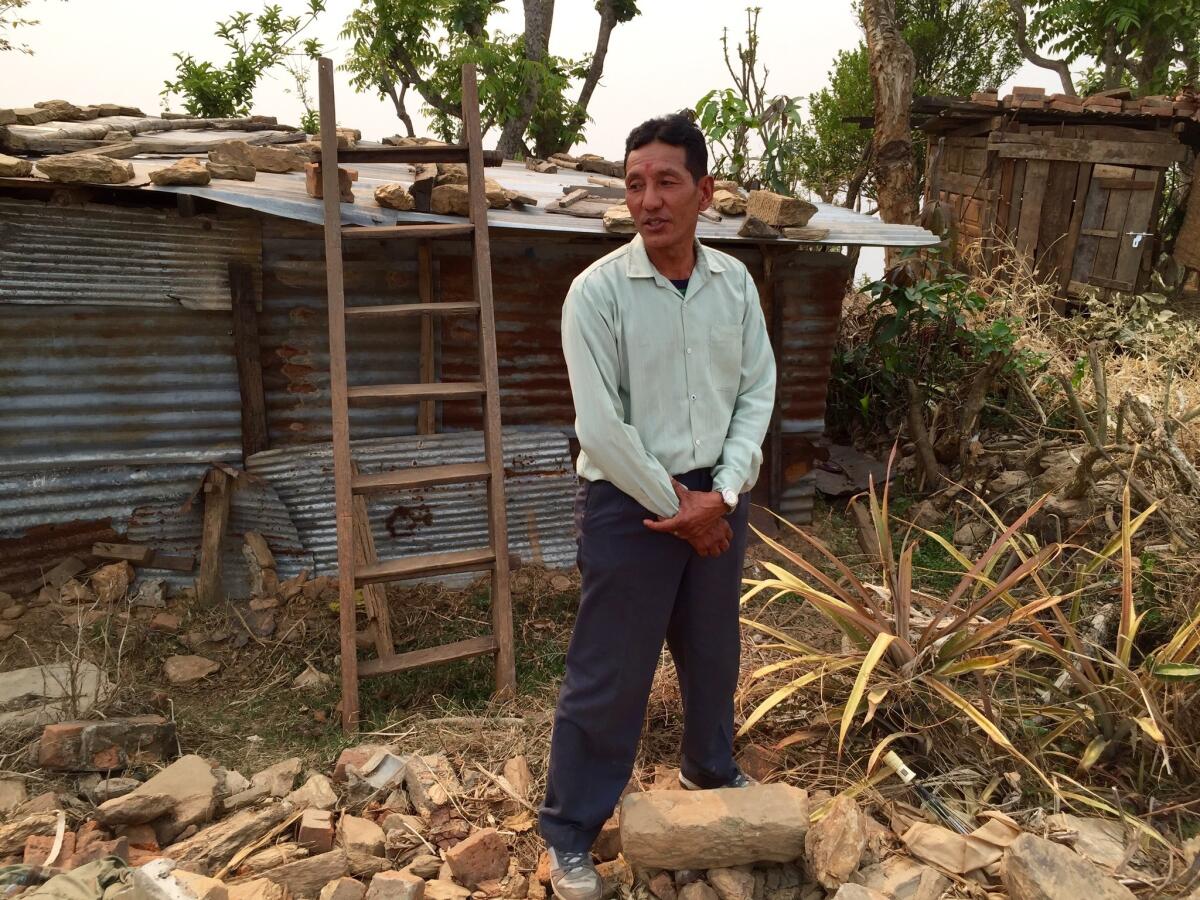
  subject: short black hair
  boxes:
[624,114,708,183]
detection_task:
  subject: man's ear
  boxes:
[697,174,716,212]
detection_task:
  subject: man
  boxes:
[539,114,777,900]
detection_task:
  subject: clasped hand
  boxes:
[643,481,731,557]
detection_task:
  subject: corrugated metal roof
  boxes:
[246,428,577,578]
[1,157,938,247]
[0,197,261,309]
[0,302,243,470]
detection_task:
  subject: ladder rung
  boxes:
[341,224,475,240]
[347,382,486,403]
[359,635,499,678]
[322,145,504,166]
[352,462,491,495]
[355,547,497,586]
[345,302,480,320]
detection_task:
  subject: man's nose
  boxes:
[641,184,662,209]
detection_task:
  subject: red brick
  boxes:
[116,823,159,851]
[298,808,335,852]
[445,828,509,888]
[332,745,392,782]
[38,716,175,771]
[24,833,76,866]
[63,836,128,869]
[75,821,111,851]
[38,722,88,769]
[127,848,164,866]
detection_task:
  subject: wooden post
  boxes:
[351,463,395,658]
[229,262,270,460]
[417,241,436,435]
[763,249,784,514]
[196,469,232,608]
[318,57,361,733]
[462,63,517,697]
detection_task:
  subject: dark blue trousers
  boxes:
[538,468,750,852]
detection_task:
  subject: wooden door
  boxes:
[1066,164,1161,296]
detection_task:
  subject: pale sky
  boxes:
[4,0,1062,154]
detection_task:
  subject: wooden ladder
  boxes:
[316,58,516,733]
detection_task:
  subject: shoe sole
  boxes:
[550,880,604,900]
[678,773,754,790]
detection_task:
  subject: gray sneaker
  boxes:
[679,768,755,790]
[548,847,603,900]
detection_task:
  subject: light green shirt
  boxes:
[561,233,777,518]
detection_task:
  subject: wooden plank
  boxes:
[352,462,490,494]
[350,463,394,660]
[330,145,504,166]
[559,188,590,207]
[317,57,360,734]
[92,542,153,564]
[462,63,517,698]
[1058,163,1094,295]
[995,158,1015,241]
[937,170,994,199]
[341,224,474,240]
[1015,159,1050,259]
[345,302,477,320]
[1091,166,1136,284]
[1070,174,1112,284]
[355,547,496,585]
[196,469,232,608]
[992,136,1185,167]
[359,636,499,678]
[1034,161,1076,281]
[1112,169,1160,289]
[1008,159,1027,251]
[229,262,269,461]
[347,381,485,403]
[1094,177,1154,190]
[418,242,436,436]
[995,124,1178,145]
[1081,228,1120,238]
[147,552,195,572]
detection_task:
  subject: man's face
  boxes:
[624,140,714,253]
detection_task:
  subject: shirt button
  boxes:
[695,439,701,446]
[691,394,697,401]
[686,348,693,355]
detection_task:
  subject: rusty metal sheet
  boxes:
[0,196,261,310]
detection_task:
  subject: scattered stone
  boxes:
[737,216,780,239]
[132,754,219,844]
[404,754,462,816]
[603,204,636,234]
[224,784,271,812]
[405,853,441,879]
[119,823,160,851]
[445,827,509,888]
[828,887,888,900]
[1002,832,1136,900]
[305,162,357,203]
[423,883,471,900]
[228,880,292,900]
[707,869,754,900]
[745,191,816,228]
[501,756,531,801]
[150,157,211,186]
[242,843,310,875]
[0,813,57,856]
[0,624,14,641]
[59,578,96,604]
[953,521,992,545]
[647,873,677,900]
[712,190,746,216]
[431,184,470,216]
[735,744,782,783]
[209,140,306,174]
[252,757,303,797]
[1047,813,1132,872]
[804,795,866,890]
[45,557,87,589]
[506,191,537,208]
[169,803,298,875]
[293,666,333,691]
[0,154,33,177]
[320,878,367,900]
[16,794,63,818]
[620,784,810,869]
[2,604,25,620]
[287,774,338,810]
[760,864,803,900]
[334,744,397,783]
[0,778,28,813]
[679,884,717,900]
[95,791,174,826]
[24,831,76,866]
[593,812,621,862]
[207,161,257,181]
[91,561,134,603]
[366,871,425,900]
[150,613,182,633]
[851,856,949,900]
[174,870,229,900]
[484,179,509,209]
[38,714,175,771]
[338,815,386,857]
[375,183,415,211]
[165,655,221,684]
[63,834,129,868]
[133,580,167,608]
[714,180,741,194]
[300,809,336,852]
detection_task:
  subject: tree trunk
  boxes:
[863,0,918,268]
[496,0,555,158]
[385,81,416,138]
[537,0,619,157]
[1006,0,1076,96]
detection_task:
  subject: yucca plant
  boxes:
[739,452,1200,794]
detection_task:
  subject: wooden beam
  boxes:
[196,469,233,608]
[990,135,1185,167]
[229,262,270,460]
[417,242,436,435]
[92,542,153,564]
[351,463,395,659]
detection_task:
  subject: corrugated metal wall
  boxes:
[259,219,423,445]
[246,429,577,578]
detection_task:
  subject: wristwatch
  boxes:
[719,488,739,513]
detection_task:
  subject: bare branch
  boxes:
[1005,0,1076,96]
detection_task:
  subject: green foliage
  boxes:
[163,2,324,118]
[792,0,1020,206]
[1030,0,1200,96]
[832,257,1034,426]
[1,0,59,53]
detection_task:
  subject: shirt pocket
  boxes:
[709,323,743,394]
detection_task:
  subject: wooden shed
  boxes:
[914,92,1198,299]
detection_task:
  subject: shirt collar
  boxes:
[625,232,727,282]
